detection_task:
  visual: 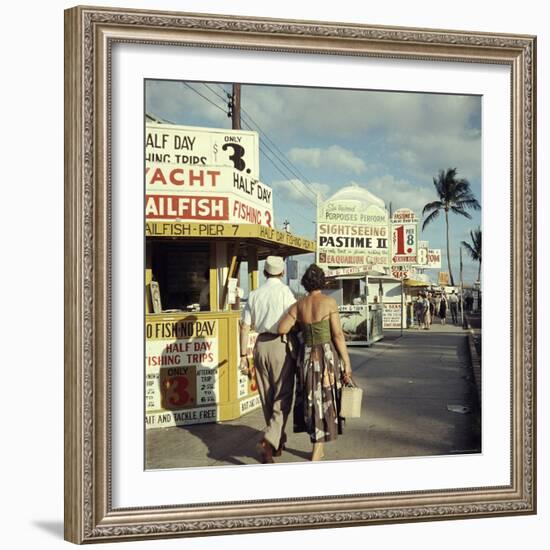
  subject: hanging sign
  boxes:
[145,124,273,226]
[391,265,412,280]
[317,198,390,268]
[145,318,220,428]
[391,208,419,265]
[146,123,260,178]
[438,271,450,286]
[427,249,442,269]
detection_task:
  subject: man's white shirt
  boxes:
[242,277,296,334]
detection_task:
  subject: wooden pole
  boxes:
[232,83,241,130]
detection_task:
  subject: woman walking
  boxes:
[428,294,436,327]
[439,293,448,325]
[278,264,352,461]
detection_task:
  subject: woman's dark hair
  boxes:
[301,264,326,292]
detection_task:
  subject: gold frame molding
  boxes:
[64,5,536,544]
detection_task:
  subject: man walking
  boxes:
[449,290,459,324]
[239,256,296,463]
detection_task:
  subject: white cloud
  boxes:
[358,175,434,216]
[288,145,366,174]
[146,81,481,189]
[389,132,481,183]
[271,178,329,205]
[243,86,480,141]
[146,80,227,125]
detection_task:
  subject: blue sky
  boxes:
[146,80,482,285]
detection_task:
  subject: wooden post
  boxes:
[247,245,259,291]
[209,244,219,312]
[232,83,241,130]
[221,241,241,310]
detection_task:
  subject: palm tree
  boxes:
[461,227,482,283]
[422,168,480,286]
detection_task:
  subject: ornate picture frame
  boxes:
[64,5,536,544]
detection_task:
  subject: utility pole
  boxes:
[230,83,241,307]
[231,83,241,130]
[460,245,464,327]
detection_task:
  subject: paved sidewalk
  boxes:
[146,322,480,469]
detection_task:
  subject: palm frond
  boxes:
[461,241,479,261]
[422,208,440,231]
[455,197,481,210]
[461,227,482,262]
[450,205,472,219]
[422,200,443,215]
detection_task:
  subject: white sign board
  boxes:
[391,208,419,265]
[391,265,413,280]
[383,302,403,329]
[323,266,371,278]
[145,123,273,226]
[145,164,272,208]
[317,200,390,268]
[417,247,428,265]
[146,123,260,178]
[145,165,273,227]
[427,249,442,269]
[145,318,220,429]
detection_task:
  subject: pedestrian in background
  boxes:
[421,292,430,330]
[449,290,459,324]
[414,296,423,328]
[278,264,352,462]
[239,256,296,464]
[435,294,441,318]
[439,293,448,325]
[428,294,435,327]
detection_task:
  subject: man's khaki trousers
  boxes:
[253,334,295,450]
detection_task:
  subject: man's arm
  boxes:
[239,321,251,358]
[239,299,252,372]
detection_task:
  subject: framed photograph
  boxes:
[64,5,536,544]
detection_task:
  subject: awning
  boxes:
[404,278,432,287]
[145,221,315,258]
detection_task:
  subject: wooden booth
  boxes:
[145,221,315,429]
[323,268,390,346]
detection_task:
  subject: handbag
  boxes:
[340,379,363,418]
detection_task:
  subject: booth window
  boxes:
[149,241,210,312]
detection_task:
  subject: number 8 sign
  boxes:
[391,208,419,264]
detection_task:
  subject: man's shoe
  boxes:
[256,439,274,464]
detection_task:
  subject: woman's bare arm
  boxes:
[278,303,298,335]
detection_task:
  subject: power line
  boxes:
[202,83,229,104]
[240,119,317,207]
[256,145,317,207]
[181,82,227,116]
[240,109,316,189]
[242,113,317,197]
[182,82,317,210]
[210,83,318,199]
[214,83,317,193]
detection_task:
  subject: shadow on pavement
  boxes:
[176,422,263,465]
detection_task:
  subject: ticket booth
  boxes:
[145,221,315,429]
[323,269,387,346]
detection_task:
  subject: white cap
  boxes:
[265,256,285,275]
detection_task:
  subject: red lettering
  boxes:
[169,168,185,185]
[188,170,204,186]
[150,167,167,185]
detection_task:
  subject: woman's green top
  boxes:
[302,318,331,345]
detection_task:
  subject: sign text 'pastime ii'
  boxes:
[318,223,388,250]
